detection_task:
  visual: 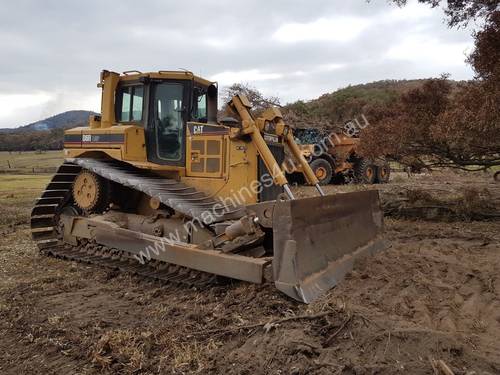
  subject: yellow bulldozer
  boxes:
[30,70,386,303]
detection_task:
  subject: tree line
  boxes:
[359,0,499,170]
[2,0,498,170]
[0,128,65,152]
[231,0,499,171]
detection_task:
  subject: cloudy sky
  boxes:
[0,0,477,128]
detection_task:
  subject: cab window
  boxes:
[192,88,207,122]
[154,83,184,161]
[118,85,144,122]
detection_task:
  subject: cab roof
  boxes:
[115,70,214,87]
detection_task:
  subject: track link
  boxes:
[44,242,217,288]
[30,161,226,288]
[68,158,246,223]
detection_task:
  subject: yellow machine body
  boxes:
[30,69,387,304]
[64,124,261,205]
[63,70,267,205]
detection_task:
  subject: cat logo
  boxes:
[192,125,204,135]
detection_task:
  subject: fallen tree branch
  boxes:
[437,360,455,375]
[430,358,455,375]
[324,314,353,346]
[191,311,338,337]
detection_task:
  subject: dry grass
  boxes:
[89,325,219,374]
[91,329,149,372]
[459,187,494,213]
[0,150,62,173]
[0,152,60,228]
[0,174,51,192]
[170,341,217,373]
[0,174,51,227]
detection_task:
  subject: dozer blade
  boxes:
[272,190,387,303]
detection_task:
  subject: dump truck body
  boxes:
[284,128,391,185]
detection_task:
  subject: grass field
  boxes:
[0,174,51,227]
[0,150,63,173]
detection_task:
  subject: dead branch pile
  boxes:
[381,187,499,221]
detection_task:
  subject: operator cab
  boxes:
[114,71,218,166]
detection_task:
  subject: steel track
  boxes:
[43,243,217,287]
[67,158,246,223]
[29,161,237,287]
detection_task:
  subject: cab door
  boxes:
[146,81,188,166]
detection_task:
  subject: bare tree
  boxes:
[360,0,500,170]
[220,83,281,116]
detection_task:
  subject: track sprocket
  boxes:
[72,170,110,212]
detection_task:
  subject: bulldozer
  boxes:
[30,70,386,303]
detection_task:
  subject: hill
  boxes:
[0,110,96,152]
[0,79,453,151]
[0,110,96,133]
[284,79,431,127]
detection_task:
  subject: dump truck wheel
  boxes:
[310,158,333,185]
[72,170,110,213]
[354,158,376,184]
[331,173,346,185]
[376,163,391,184]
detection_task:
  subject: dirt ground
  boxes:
[0,171,499,374]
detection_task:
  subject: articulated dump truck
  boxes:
[30,70,387,303]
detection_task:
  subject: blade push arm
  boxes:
[228,94,325,198]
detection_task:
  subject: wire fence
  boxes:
[0,151,62,174]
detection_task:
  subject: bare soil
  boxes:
[0,171,499,374]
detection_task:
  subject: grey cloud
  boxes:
[0,0,475,127]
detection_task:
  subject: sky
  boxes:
[0,0,477,128]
